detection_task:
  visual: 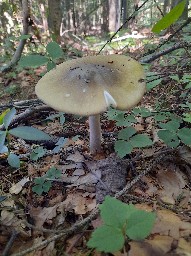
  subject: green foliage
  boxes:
[0,108,51,168]
[30,146,47,161]
[87,196,156,253]
[157,119,191,147]
[9,126,51,141]
[115,126,153,158]
[32,167,62,195]
[152,0,186,33]
[47,112,65,125]
[18,41,63,72]
[19,55,49,67]
[7,153,20,168]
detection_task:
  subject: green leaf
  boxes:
[34,177,45,185]
[3,107,16,129]
[126,210,156,240]
[158,130,179,147]
[114,140,133,158]
[19,55,49,67]
[100,196,135,228]
[17,34,31,40]
[115,114,137,126]
[32,184,44,195]
[159,120,181,132]
[45,167,62,179]
[130,134,153,148]
[7,153,20,168]
[183,113,191,123]
[47,61,56,71]
[0,131,7,149]
[42,181,52,192]
[0,109,10,125]
[9,126,51,141]
[146,78,162,91]
[152,0,186,33]
[30,146,47,161]
[118,127,137,140]
[87,225,124,253]
[46,41,63,60]
[177,128,191,145]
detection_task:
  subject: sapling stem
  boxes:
[89,114,102,154]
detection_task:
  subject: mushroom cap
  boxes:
[35,54,145,116]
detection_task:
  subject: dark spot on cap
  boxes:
[138,78,145,83]
[108,61,114,64]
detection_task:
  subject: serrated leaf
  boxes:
[177,127,191,145]
[158,130,179,147]
[118,127,137,140]
[3,107,16,129]
[9,126,51,141]
[114,140,133,158]
[87,225,124,253]
[19,55,49,67]
[159,120,181,132]
[100,196,135,228]
[7,153,20,168]
[32,185,44,195]
[46,41,63,60]
[152,0,186,33]
[126,210,156,240]
[34,177,45,185]
[130,134,153,148]
[116,114,137,126]
[30,146,47,160]
[46,167,62,179]
[42,181,52,192]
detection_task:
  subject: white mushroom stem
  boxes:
[89,114,102,154]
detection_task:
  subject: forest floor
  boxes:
[0,43,191,256]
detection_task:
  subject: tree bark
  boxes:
[47,0,62,42]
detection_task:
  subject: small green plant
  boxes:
[18,41,63,72]
[87,196,156,253]
[115,126,153,158]
[30,146,47,161]
[0,108,51,168]
[32,167,62,195]
[157,119,191,147]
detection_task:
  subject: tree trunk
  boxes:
[102,0,109,34]
[108,0,121,32]
[47,0,62,42]
[39,1,48,33]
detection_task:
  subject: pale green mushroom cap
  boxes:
[35,55,146,116]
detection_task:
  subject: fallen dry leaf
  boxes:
[9,177,29,194]
[156,166,186,205]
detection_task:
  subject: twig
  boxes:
[0,105,51,130]
[141,42,191,63]
[2,230,19,256]
[97,0,150,54]
[0,99,43,111]
[141,18,191,60]
[1,0,29,72]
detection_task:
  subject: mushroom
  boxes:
[35,54,145,154]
